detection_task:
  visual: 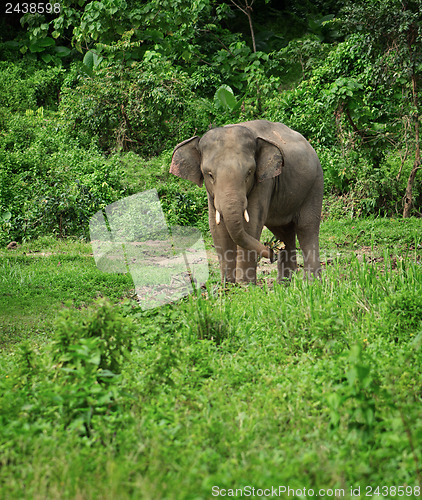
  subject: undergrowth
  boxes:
[1,228,421,498]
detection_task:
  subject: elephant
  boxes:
[170,120,323,284]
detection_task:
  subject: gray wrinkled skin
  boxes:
[170,120,323,284]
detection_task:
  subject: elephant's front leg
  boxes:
[208,201,237,283]
[235,212,265,284]
[236,246,258,283]
[235,193,268,284]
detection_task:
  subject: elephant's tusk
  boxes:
[216,210,221,225]
[244,209,250,223]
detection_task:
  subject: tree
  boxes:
[342,0,422,217]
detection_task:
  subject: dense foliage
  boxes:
[1,222,422,497]
[0,0,421,244]
[1,3,422,496]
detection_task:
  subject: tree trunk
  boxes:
[230,0,256,53]
[246,7,256,53]
[403,160,420,218]
[403,47,421,217]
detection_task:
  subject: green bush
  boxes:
[0,60,63,111]
[59,55,214,156]
[0,105,212,245]
[382,289,422,344]
[0,113,125,244]
[52,299,134,375]
[2,300,136,439]
[160,185,208,230]
[320,149,418,218]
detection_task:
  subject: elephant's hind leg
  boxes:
[296,226,321,279]
[267,223,297,282]
[295,176,323,279]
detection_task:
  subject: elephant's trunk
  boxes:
[215,193,274,261]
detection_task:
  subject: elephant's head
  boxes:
[170,125,284,261]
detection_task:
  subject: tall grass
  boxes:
[0,220,421,498]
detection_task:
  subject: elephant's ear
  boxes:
[170,136,203,187]
[255,137,284,183]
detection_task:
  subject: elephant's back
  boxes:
[236,120,320,172]
[235,120,309,147]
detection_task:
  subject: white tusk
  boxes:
[244,209,250,223]
[216,210,221,225]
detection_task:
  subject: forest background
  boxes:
[1,3,422,497]
[1,0,422,246]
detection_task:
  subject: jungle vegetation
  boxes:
[1,2,422,499]
[1,0,422,244]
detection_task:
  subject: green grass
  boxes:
[0,236,134,347]
[0,219,422,499]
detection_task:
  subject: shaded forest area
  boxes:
[0,0,421,244]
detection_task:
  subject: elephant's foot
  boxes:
[235,267,257,284]
[277,251,297,282]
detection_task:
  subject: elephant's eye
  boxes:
[207,172,214,181]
